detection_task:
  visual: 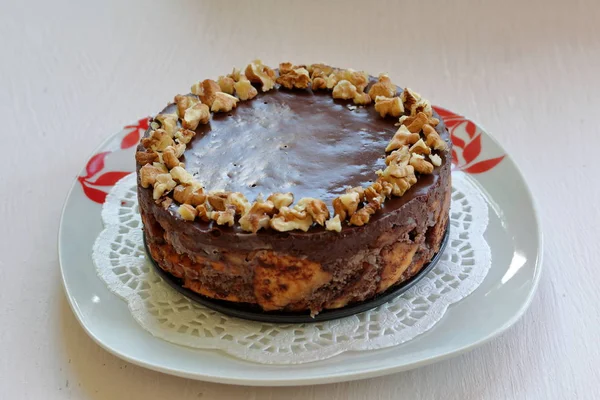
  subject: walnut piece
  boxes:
[405,111,428,133]
[174,95,200,118]
[340,69,369,92]
[228,68,242,82]
[162,146,181,169]
[270,207,313,232]
[227,192,251,215]
[429,153,442,167]
[374,96,404,118]
[346,186,366,202]
[178,204,198,221]
[217,76,235,94]
[401,88,432,116]
[276,67,311,89]
[376,163,417,197]
[211,92,239,112]
[174,128,195,144]
[233,76,258,101]
[207,191,231,211]
[279,62,294,74]
[312,76,327,90]
[325,215,342,232]
[135,151,158,165]
[267,192,294,210]
[245,60,276,92]
[211,206,236,226]
[386,145,411,166]
[182,103,210,130]
[295,198,330,226]
[325,72,341,89]
[423,124,447,150]
[368,73,396,99]
[409,153,434,174]
[409,138,431,155]
[332,192,360,221]
[349,200,380,226]
[169,166,195,184]
[154,114,178,136]
[353,92,372,105]
[191,79,221,107]
[239,201,275,233]
[195,204,212,222]
[385,125,420,152]
[365,182,386,203]
[140,164,164,188]
[173,184,205,206]
[153,173,177,199]
[141,129,174,151]
[332,80,358,100]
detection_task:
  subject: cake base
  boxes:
[144,226,449,323]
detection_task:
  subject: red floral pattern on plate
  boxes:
[432,106,505,174]
[80,110,504,203]
[78,117,149,203]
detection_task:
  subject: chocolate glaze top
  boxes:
[184,88,390,205]
[142,81,450,239]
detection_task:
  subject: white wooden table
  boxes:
[2,0,599,398]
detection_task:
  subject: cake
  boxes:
[136,61,451,315]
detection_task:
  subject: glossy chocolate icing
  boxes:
[137,82,451,265]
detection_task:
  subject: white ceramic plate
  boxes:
[58,107,542,386]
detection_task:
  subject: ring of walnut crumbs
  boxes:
[136,60,447,234]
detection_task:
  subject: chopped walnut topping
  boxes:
[279,62,294,75]
[325,215,342,232]
[211,206,236,226]
[385,125,420,152]
[153,173,177,200]
[239,201,275,233]
[270,207,313,232]
[349,200,380,226]
[153,162,168,173]
[154,114,178,136]
[169,166,195,184]
[173,184,205,206]
[217,76,235,94]
[409,138,431,155]
[228,68,242,82]
[267,192,294,210]
[340,69,369,92]
[174,128,195,145]
[140,164,164,188]
[405,112,428,133]
[227,192,251,215]
[368,73,396,99]
[307,63,333,77]
[211,92,239,112]
[312,77,327,90]
[195,204,211,222]
[325,72,341,89]
[135,151,158,165]
[365,182,386,202]
[429,117,440,127]
[141,129,174,151]
[423,124,447,150]
[332,80,358,100]
[429,153,442,167]
[191,79,221,107]
[234,76,258,101]
[162,146,181,169]
[182,103,210,130]
[332,192,360,221]
[295,198,330,226]
[276,67,311,89]
[409,153,434,174]
[385,145,411,166]
[374,96,404,118]
[346,186,366,201]
[376,163,417,197]
[401,88,432,116]
[178,204,198,221]
[207,191,231,211]
[353,92,372,105]
[245,60,276,92]
[174,95,200,118]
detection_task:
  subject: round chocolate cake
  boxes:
[136,61,451,315]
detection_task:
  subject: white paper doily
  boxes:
[93,172,490,364]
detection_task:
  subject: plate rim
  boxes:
[57,107,543,386]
